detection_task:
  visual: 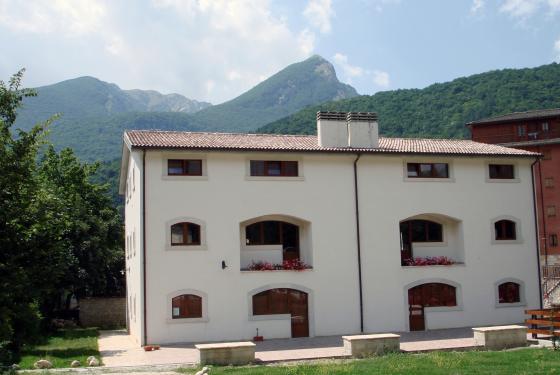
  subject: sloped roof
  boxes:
[468,108,560,126]
[124,130,538,157]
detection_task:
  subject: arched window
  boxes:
[171,222,201,246]
[171,294,202,319]
[498,282,520,303]
[245,221,300,260]
[494,220,516,240]
[408,283,457,307]
[252,288,309,337]
[400,220,443,243]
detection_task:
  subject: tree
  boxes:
[0,70,124,365]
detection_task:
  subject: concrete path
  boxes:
[99,327,481,367]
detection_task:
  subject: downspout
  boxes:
[353,153,364,332]
[531,157,544,309]
[142,149,148,345]
[537,157,548,266]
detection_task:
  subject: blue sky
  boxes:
[0,0,559,104]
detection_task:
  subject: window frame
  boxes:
[491,217,522,244]
[162,153,207,180]
[494,278,526,308]
[403,159,454,182]
[165,217,207,251]
[171,294,202,319]
[400,219,444,244]
[485,161,519,183]
[167,159,203,176]
[167,289,208,323]
[171,222,201,246]
[550,234,558,247]
[250,160,299,177]
[245,156,304,181]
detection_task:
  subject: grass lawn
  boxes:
[18,328,100,369]
[180,348,560,375]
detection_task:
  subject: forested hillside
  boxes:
[258,63,560,138]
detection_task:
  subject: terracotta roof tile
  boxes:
[124,130,538,157]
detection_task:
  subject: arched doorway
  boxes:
[252,288,309,337]
[407,283,457,331]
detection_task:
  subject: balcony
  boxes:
[400,214,464,267]
[240,216,312,271]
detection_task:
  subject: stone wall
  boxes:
[80,297,126,328]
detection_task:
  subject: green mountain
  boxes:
[15,76,210,125]
[258,63,560,138]
[191,55,357,132]
[14,55,357,161]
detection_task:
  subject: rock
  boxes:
[88,357,100,367]
[195,367,209,375]
[34,359,53,369]
[86,356,95,363]
[70,360,81,367]
[11,364,20,370]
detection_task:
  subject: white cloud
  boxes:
[471,0,485,14]
[303,0,334,34]
[332,53,390,90]
[333,53,364,78]
[0,0,317,103]
[298,29,316,56]
[499,0,540,17]
[372,70,390,88]
[0,0,106,35]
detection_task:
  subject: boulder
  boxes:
[88,357,100,367]
[86,356,95,362]
[11,364,20,370]
[70,360,81,367]
[34,359,53,369]
[195,367,210,375]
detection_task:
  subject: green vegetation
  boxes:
[180,349,560,375]
[0,70,123,365]
[191,55,357,133]
[18,328,99,369]
[13,56,357,162]
[258,62,560,139]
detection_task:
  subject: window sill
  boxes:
[495,302,526,308]
[403,177,455,183]
[486,178,520,183]
[401,263,465,268]
[165,244,208,251]
[167,317,208,324]
[162,175,208,181]
[240,268,313,273]
[491,239,523,245]
[245,176,305,182]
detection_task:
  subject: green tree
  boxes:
[0,70,68,363]
[0,70,124,365]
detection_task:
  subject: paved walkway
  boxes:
[99,327,480,367]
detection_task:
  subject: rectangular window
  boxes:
[517,125,526,137]
[542,122,549,132]
[550,234,558,247]
[407,163,449,178]
[167,159,202,176]
[547,206,557,217]
[489,164,515,179]
[250,160,298,177]
[544,177,554,188]
[542,149,552,160]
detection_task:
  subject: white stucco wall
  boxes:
[123,149,540,345]
[124,150,144,345]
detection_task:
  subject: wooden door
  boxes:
[288,289,309,337]
[409,304,425,331]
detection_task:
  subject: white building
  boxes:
[119,111,542,346]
